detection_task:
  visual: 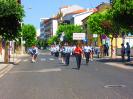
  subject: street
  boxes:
[0,50,133,99]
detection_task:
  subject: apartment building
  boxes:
[44,18,58,38]
[40,18,48,39]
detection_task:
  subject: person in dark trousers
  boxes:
[64,44,71,66]
[74,44,82,70]
[126,42,130,61]
[83,44,91,64]
[121,43,125,62]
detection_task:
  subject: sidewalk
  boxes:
[97,56,133,70]
[0,54,29,78]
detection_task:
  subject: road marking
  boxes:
[10,68,62,73]
[105,62,133,69]
[41,58,46,61]
[49,58,55,61]
[104,84,126,88]
[0,64,14,78]
[23,59,28,62]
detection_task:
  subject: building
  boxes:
[57,5,85,23]
[62,9,87,24]
[65,8,97,25]
[40,18,48,39]
[44,18,58,38]
[82,3,111,46]
[60,5,84,17]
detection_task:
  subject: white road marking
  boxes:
[10,68,62,73]
[49,58,55,61]
[41,58,46,61]
[0,64,14,78]
[104,84,126,88]
[23,59,28,62]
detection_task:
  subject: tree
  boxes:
[22,24,37,48]
[0,0,25,40]
[47,35,58,46]
[0,0,24,63]
[111,0,133,33]
[87,10,119,57]
[56,24,83,44]
[87,11,109,44]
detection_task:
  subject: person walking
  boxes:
[83,44,91,64]
[74,44,82,70]
[64,44,71,66]
[60,45,65,64]
[121,43,125,62]
[126,42,130,61]
[32,45,38,63]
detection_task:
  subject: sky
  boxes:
[22,0,109,30]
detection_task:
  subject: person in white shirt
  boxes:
[90,45,94,61]
[32,45,38,63]
[64,44,71,66]
[83,44,91,64]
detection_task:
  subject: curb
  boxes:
[105,62,133,70]
[13,59,21,65]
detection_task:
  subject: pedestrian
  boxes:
[106,43,109,56]
[90,45,94,61]
[126,42,130,61]
[54,45,59,57]
[74,44,82,70]
[32,45,38,63]
[121,43,125,62]
[64,43,71,66]
[60,45,65,64]
[83,44,91,64]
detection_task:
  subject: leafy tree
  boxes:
[47,35,58,46]
[111,0,133,33]
[56,24,83,44]
[22,24,37,47]
[0,0,24,63]
[0,0,25,40]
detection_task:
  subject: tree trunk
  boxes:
[4,41,9,64]
[115,37,117,57]
[110,37,113,58]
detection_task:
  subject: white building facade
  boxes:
[44,18,58,38]
[63,8,97,25]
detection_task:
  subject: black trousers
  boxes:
[75,54,82,69]
[84,52,90,64]
[65,53,70,65]
[127,51,130,61]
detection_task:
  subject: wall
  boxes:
[52,20,58,36]
[74,12,93,25]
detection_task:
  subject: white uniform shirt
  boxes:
[64,46,71,53]
[84,46,91,52]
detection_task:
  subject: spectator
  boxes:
[126,42,130,61]
[121,43,125,62]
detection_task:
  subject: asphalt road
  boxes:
[0,50,133,99]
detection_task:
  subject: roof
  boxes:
[64,9,87,16]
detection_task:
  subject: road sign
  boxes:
[73,33,85,40]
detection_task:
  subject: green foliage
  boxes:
[0,0,25,40]
[87,11,110,35]
[37,39,48,49]
[56,24,83,43]
[111,0,133,32]
[47,35,58,46]
[22,24,37,47]
[87,10,120,39]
